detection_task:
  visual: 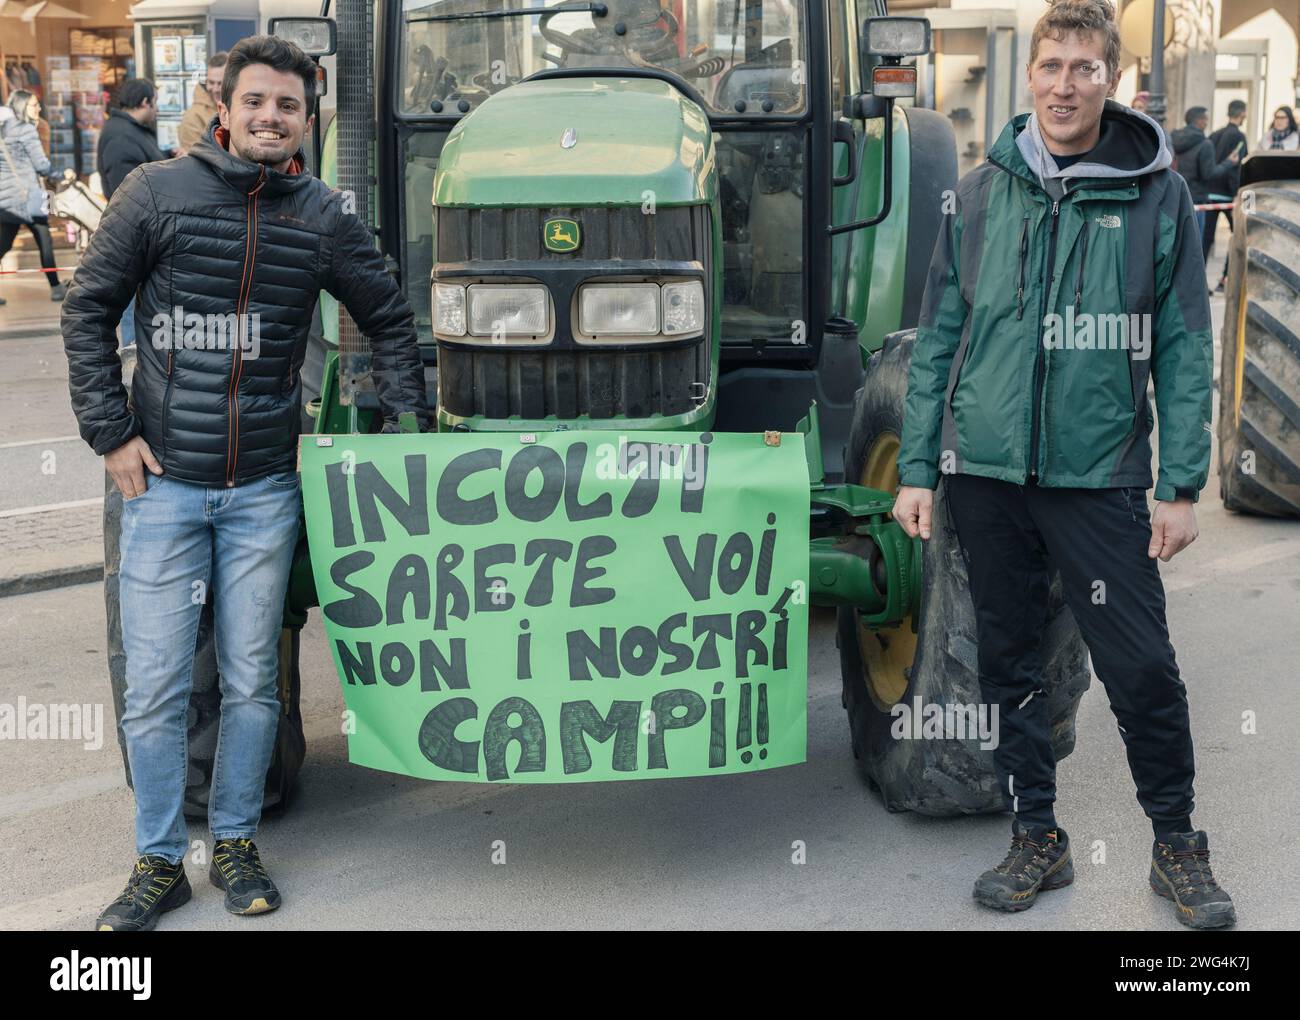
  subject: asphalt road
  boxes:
[0,437,101,514]
[0,526,1297,932]
[0,276,1297,931]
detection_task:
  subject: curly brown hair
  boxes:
[1029,0,1121,84]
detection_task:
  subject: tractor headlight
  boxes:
[661,280,705,336]
[433,282,466,337]
[863,17,931,57]
[268,17,336,57]
[579,283,661,336]
[468,285,549,337]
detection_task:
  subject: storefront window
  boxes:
[139,22,209,154]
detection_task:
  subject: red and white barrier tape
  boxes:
[1194,202,1235,211]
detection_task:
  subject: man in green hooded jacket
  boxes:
[893,0,1234,929]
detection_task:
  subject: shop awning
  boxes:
[129,0,218,15]
[128,0,259,17]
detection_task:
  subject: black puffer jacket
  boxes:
[63,125,426,487]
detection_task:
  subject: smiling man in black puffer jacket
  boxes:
[62,35,427,932]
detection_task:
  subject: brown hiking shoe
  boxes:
[1151,830,1236,929]
[973,823,1073,912]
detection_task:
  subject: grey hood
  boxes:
[1015,99,1172,186]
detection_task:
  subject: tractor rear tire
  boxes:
[104,346,307,819]
[1218,180,1300,517]
[837,329,1091,815]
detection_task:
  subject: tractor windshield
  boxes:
[399,0,806,116]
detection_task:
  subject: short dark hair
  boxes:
[1227,99,1247,118]
[1184,106,1208,126]
[221,35,316,110]
[208,50,229,70]
[115,78,156,110]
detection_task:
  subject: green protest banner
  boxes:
[300,431,809,782]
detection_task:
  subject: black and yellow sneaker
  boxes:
[973,823,1074,912]
[95,855,192,931]
[209,838,281,916]
[1151,831,1236,929]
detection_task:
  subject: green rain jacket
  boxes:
[898,101,1213,502]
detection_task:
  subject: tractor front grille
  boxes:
[435,205,711,421]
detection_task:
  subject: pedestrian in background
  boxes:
[1205,99,1248,292]
[176,51,227,153]
[96,79,168,346]
[1130,90,1149,113]
[1259,105,1299,150]
[0,89,65,304]
[1171,106,1238,237]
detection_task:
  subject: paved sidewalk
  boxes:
[0,245,105,597]
[0,244,74,340]
[0,502,103,596]
[0,243,77,337]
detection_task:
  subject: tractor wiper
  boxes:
[406,2,606,24]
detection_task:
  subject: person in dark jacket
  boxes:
[96,79,168,200]
[894,0,1235,929]
[1170,106,1239,235]
[96,79,169,346]
[1204,99,1247,288]
[63,36,428,932]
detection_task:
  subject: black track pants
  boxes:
[945,474,1195,836]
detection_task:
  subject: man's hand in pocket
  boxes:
[106,437,163,500]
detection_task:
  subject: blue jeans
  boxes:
[118,469,302,861]
[120,295,136,347]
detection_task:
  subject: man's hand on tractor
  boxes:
[106,436,163,500]
[893,485,934,540]
[1149,497,1198,561]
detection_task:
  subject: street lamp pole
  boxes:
[1148,0,1167,126]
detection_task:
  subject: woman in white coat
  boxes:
[0,89,63,303]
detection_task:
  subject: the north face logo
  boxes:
[1096,214,1121,228]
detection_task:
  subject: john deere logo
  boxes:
[544,217,580,253]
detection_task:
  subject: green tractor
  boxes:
[103,0,1089,817]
